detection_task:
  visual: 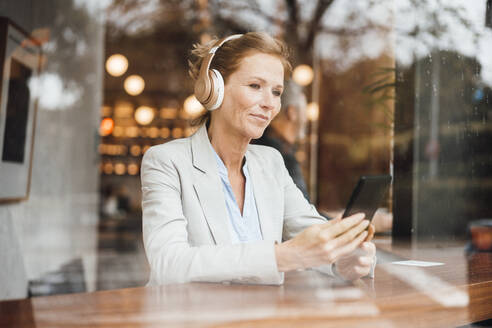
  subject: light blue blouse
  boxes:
[212,148,263,244]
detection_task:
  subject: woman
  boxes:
[141,32,376,285]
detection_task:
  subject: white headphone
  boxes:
[194,34,243,111]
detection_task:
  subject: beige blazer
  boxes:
[141,124,327,285]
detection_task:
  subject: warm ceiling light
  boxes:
[106,54,128,77]
[124,75,145,96]
[160,127,170,139]
[112,126,124,137]
[293,64,314,86]
[134,106,154,125]
[148,127,159,138]
[99,118,114,136]
[307,102,319,121]
[119,145,128,155]
[130,145,141,156]
[184,95,204,118]
[114,101,133,118]
[127,163,139,175]
[125,126,139,138]
[114,162,126,175]
[101,105,112,117]
[108,145,116,155]
[103,163,113,175]
[172,127,183,139]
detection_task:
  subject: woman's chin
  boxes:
[245,126,267,140]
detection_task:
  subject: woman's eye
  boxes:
[249,83,260,89]
[273,90,282,97]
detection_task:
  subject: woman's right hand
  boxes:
[274,213,369,272]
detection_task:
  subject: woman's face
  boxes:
[215,52,284,140]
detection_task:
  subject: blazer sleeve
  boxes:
[141,147,283,285]
[273,150,376,278]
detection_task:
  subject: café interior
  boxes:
[1,0,492,327]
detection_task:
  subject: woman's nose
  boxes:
[260,90,275,110]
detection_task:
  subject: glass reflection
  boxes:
[393,2,492,240]
[94,0,492,293]
[3,0,490,300]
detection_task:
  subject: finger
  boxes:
[321,213,366,240]
[328,219,370,247]
[361,242,376,256]
[365,224,375,241]
[314,219,338,234]
[353,265,371,277]
[328,230,368,263]
[333,213,343,221]
[358,256,373,266]
[318,215,343,230]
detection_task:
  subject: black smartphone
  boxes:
[342,175,392,222]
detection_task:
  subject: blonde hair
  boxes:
[188,32,292,126]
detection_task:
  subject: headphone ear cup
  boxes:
[207,69,224,111]
[194,73,211,105]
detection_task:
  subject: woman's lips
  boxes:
[250,113,268,121]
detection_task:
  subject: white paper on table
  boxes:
[391,260,444,267]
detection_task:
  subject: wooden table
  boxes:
[2,240,492,328]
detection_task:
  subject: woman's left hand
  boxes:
[333,224,376,281]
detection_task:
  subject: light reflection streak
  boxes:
[381,264,469,307]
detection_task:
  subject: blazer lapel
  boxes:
[190,125,231,245]
[246,149,282,243]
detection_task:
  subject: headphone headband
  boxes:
[198,34,243,83]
